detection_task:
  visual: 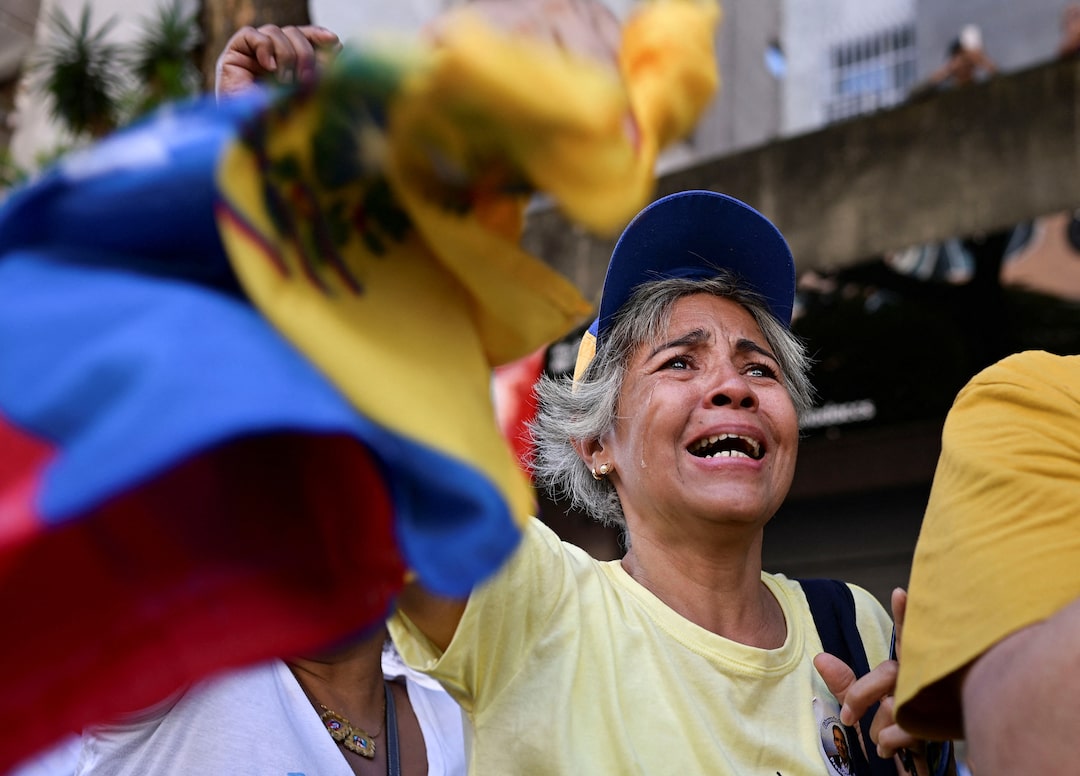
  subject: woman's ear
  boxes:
[572,436,605,472]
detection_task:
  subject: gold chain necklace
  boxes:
[319,688,387,760]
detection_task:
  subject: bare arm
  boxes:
[967,47,997,75]
[961,595,1080,775]
[924,60,955,87]
[215,24,341,98]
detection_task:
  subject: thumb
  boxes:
[814,652,858,725]
[890,587,907,661]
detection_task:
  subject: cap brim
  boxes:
[594,190,795,342]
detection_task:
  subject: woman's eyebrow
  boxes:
[647,328,710,360]
[736,337,779,363]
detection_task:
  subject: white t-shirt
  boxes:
[74,653,466,776]
[6,735,81,776]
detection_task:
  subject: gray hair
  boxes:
[529,272,814,528]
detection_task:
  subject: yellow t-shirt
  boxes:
[895,350,1080,739]
[390,518,893,775]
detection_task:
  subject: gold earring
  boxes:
[599,463,611,476]
[591,467,601,480]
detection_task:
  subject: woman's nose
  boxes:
[709,369,757,409]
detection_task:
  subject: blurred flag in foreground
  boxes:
[0,0,719,768]
[493,346,548,478]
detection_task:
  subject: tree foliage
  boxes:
[7,0,310,188]
[31,0,202,141]
[129,0,204,115]
[34,4,124,138]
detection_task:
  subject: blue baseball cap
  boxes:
[573,190,795,381]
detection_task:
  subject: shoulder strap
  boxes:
[799,578,898,776]
[384,681,401,776]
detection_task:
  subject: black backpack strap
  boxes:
[799,578,897,776]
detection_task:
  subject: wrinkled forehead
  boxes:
[630,292,768,356]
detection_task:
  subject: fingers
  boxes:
[258,24,340,84]
[840,659,899,728]
[868,694,921,751]
[819,648,932,773]
[874,719,924,759]
[814,652,857,713]
[216,24,340,98]
[819,593,931,773]
[891,587,907,661]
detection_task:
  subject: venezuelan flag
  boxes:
[0,0,719,768]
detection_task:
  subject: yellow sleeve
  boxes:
[896,351,1080,739]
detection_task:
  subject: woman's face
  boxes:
[597,293,799,531]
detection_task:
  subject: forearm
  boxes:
[961,596,1080,774]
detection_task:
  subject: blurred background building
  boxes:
[5,0,1076,174]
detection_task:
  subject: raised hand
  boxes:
[215,24,342,98]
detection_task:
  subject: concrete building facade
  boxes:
[8,0,1077,170]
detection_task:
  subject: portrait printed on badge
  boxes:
[820,715,855,776]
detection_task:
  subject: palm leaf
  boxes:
[33,3,124,137]
[128,0,202,115]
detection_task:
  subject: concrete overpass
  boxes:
[523,54,1080,303]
